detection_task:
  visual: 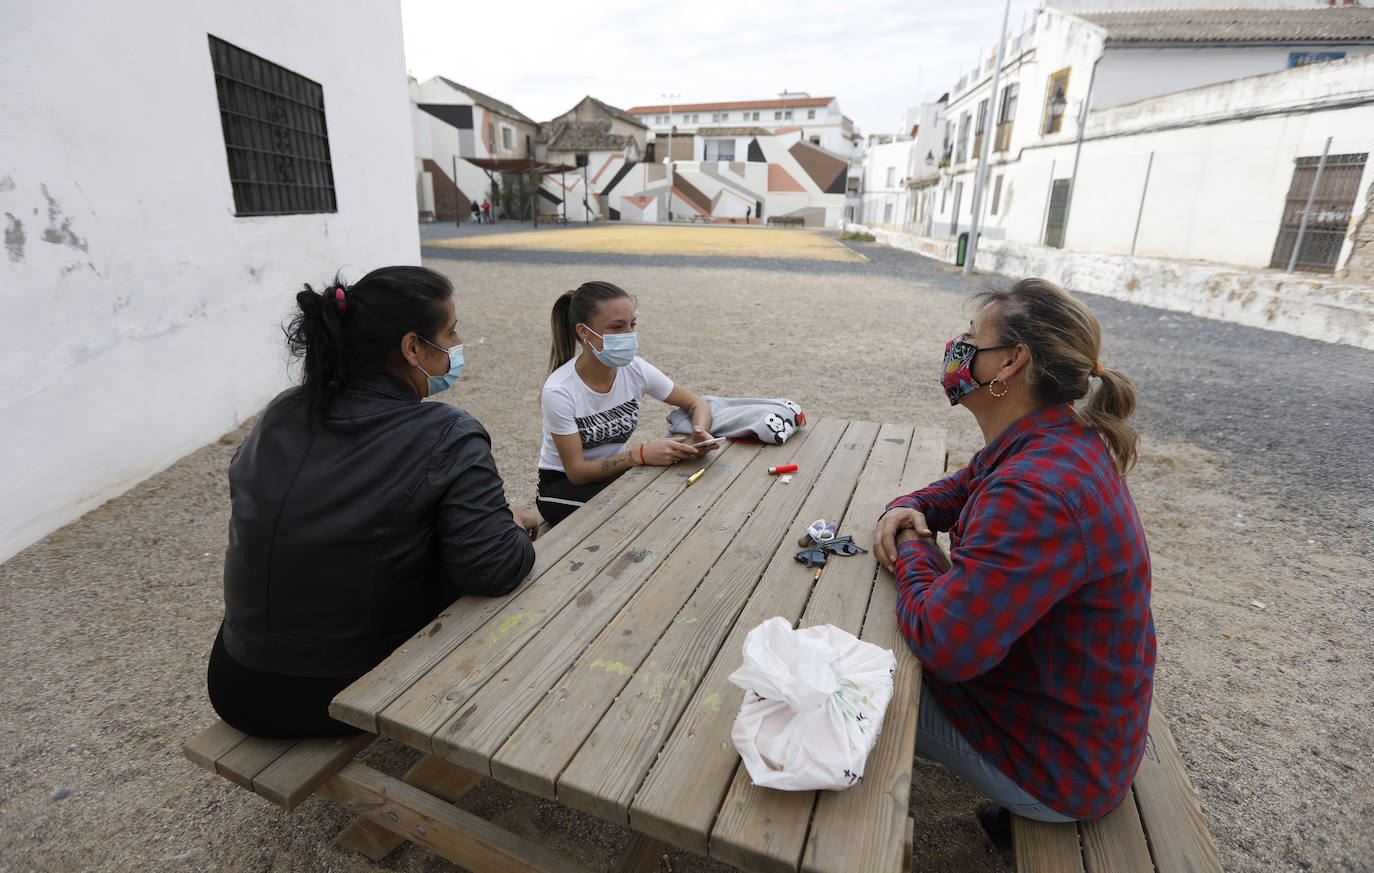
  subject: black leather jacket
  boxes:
[220,373,534,678]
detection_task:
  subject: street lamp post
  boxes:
[662,92,679,222]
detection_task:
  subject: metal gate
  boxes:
[1269,152,1367,273]
[1044,179,1070,248]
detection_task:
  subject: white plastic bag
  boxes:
[728,617,897,791]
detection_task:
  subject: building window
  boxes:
[883,202,894,223]
[691,113,700,122]
[1289,51,1344,67]
[991,174,1003,214]
[809,134,821,145]
[1042,67,1070,135]
[751,111,760,121]
[956,112,970,163]
[995,82,1018,151]
[784,110,793,119]
[807,109,816,119]
[774,111,782,120]
[501,127,513,150]
[886,167,896,187]
[1268,151,1368,272]
[973,97,989,158]
[487,121,495,148]
[575,152,588,168]
[704,138,735,161]
[208,35,336,216]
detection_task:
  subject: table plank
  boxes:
[371,451,727,752]
[802,427,947,873]
[489,423,841,803]
[557,421,877,829]
[710,421,915,873]
[626,421,877,855]
[332,462,662,733]
[431,440,766,774]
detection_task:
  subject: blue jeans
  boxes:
[916,682,1077,823]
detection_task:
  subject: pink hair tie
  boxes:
[334,287,347,316]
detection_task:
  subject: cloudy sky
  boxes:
[398,0,1049,136]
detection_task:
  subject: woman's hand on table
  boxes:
[510,504,541,539]
[874,507,934,571]
[642,437,701,466]
[689,427,721,453]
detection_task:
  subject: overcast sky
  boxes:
[399,0,1050,136]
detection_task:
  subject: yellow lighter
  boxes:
[685,469,705,487]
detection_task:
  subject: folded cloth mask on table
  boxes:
[728,617,897,791]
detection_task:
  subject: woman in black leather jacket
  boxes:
[207,266,539,738]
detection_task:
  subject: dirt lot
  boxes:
[1,227,1370,873]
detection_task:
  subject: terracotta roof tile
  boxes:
[1077,7,1374,43]
[626,96,834,115]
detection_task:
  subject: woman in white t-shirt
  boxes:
[537,281,716,526]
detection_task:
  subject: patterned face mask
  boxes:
[940,336,1011,406]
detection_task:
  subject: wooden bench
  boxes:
[766,215,804,228]
[534,212,568,225]
[1013,712,1223,873]
[184,720,662,869]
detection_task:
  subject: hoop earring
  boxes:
[987,379,1009,398]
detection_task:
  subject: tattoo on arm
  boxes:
[600,453,631,472]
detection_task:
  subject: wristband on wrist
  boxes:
[639,444,645,465]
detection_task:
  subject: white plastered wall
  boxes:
[0,0,418,561]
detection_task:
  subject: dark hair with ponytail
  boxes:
[974,278,1139,474]
[548,281,634,373]
[286,265,453,421]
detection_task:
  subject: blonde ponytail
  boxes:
[975,278,1139,474]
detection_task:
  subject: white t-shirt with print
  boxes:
[539,355,675,472]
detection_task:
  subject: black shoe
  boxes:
[976,803,1013,851]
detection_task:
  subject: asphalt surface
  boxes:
[421,228,1374,557]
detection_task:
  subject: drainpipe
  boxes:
[1062,48,1106,247]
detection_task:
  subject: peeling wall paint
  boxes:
[1,1,419,562]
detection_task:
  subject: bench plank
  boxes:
[215,735,299,792]
[252,732,375,810]
[183,719,249,772]
[1015,818,1085,873]
[1081,790,1154,873]
[318,761,592,873]
[1134,716,1224,873]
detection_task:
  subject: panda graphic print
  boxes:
[538,355,676,472]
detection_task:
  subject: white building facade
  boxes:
[1,1,418,562]
[921,4,1374,274]
[626,93,864,162]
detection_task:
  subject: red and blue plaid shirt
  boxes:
[888,403,1155,820]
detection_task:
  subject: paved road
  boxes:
[422,230,1374,556]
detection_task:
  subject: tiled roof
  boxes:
[626,96,834,115]
[435,77,536,125]
[538,120,632,152]
[585,96,648,128]
[1076,7,1374,43]
[693,126,774,136]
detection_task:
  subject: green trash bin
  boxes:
[956,231,969,266]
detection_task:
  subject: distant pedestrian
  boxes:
[469,200,481,224]
[746,205,752,222]
[481,199,492,224]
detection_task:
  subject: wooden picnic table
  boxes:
[329,418,947,873]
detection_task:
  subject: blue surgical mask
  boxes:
[582,325,638,368]
[417,337,464,395]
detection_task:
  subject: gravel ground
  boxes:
[1,225,1370,873]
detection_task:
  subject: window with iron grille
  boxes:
[208,35,335,216]
[1268,152,1367,273]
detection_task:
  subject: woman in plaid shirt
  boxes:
[874,278,1155,846]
